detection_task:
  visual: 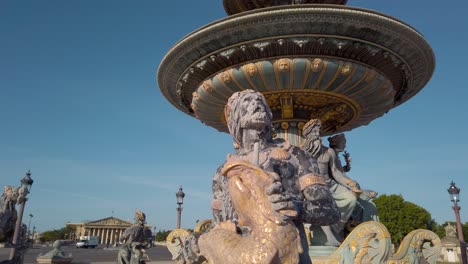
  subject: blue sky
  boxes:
[0,0,467,233]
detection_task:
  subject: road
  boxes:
[0,243,173,263]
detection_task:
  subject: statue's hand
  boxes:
[265,181,295,213]
[362,190,378,199]
[347,180,360,189]
[342,164,351,172]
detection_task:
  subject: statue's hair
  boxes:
[224,90,272,149]
[327,133,345,148]
[135,208,146,224]
[302,119,322,153]
[302,119,322,138]
[2,185,16,197]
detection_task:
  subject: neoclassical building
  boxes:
[437,223,467,263]
[66,216,141,245]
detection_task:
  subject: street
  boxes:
[0,243,173,263]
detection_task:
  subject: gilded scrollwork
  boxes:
[194,220,212,233]
[311,221,392,264]
[262,90,359,134]
[387,229,441,264]
[166,229,192,262]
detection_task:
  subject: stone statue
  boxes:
[200,161,304,263]
[36,240,73,264]
[302,120,363,246]
[181,90,339,264]
[117,209,153,264]
[0,186,19,242]
[444,223,456,238]
[327,133,379,226]
[328,135,351,172]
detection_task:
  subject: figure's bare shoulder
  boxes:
[326,147,336,157]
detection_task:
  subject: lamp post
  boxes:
[27,213,33,242]
[32,226,35,245]
[176,186,185,229]
[9,170,34,261]
[448,181,467,264]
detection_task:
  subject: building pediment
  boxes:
[86,217,131,227]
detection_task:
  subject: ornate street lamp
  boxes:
[27,213,33,244]
[32,226,36,245]
[9,170,34,261]
[176,186,185,229]
[448,181,467,264]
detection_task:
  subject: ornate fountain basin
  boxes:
[158,5,434,136]
[223,0,347,15]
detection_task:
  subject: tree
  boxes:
[40,229,63,242]
[40,226,75,242]
[463,222,468,241]
[435,221,468,240]
[155,230,172,242]
[374,194,436,246]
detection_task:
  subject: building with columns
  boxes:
[66,216,149,245]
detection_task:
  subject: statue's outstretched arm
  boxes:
[328,149,360,192]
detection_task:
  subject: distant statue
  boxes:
[302,120,363,246]
[177,90,339,264]
[0,186,18,211]
[37,240,73,264]
[117,209,153,264]
[0,186,19,242]
[445,223,456,238]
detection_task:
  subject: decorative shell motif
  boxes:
[270,147,291,160]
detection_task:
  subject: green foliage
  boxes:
[40,226,75,242]
[463,222,468,240]
[155,229,172,242]
[41,229,64,242]
[435,221,468,240]
[374,194,436,246]
[435,222,451,238]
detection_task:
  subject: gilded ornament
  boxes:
[341,63,352,75]
[298,122,305,130]
[364,69,377,83]
[311,221,392,264]
[280,95,294,119]
[192,91,199,101]
[270,147,291,161]
[194,219,212,233]
[246,63,258,77]
[277,58,290,72]
[221,72,232,83]
[166,229,192,261]
[202,81,214,92]
[311,58,323,72]
[281,121,289,130]
[389,229,441,264]
[298,174,326,190]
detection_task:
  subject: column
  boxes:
[99,229,103,244]
[105,229,109,245]
[110,229,114,245]
[92,228,95,236]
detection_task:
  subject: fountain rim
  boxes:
[157,4,435,119]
